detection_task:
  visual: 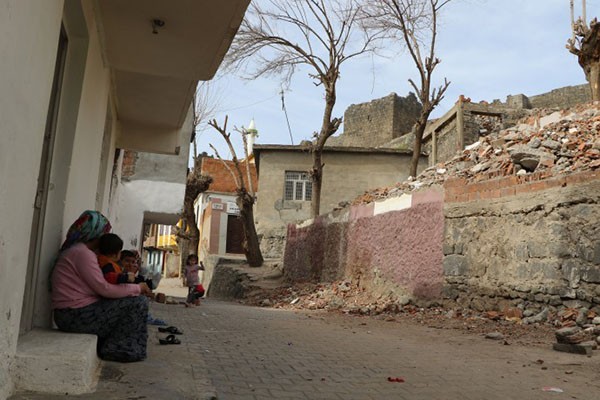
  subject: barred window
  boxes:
[284,171,312,201]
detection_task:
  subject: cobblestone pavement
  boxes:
[156,300,600,400]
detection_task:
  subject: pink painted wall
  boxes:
[284,190,445,300]
[345,203,444,299]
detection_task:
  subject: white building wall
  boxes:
[0,1,124,397]
[63,2,111,228]
[31,1,114,329]
[0,1,65,398]
[111,180,186,250]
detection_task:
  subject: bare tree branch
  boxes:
[567,1,600,101]
[208,117,263,267]
[363,0,452,177]
[225,0,383,217]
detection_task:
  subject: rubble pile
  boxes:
[243,279,556,346]
[245,103,600,349]
[554,323,600,355]
[352,103,600,205]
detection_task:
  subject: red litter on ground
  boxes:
[542,387,564,393]
[387,377,405,383]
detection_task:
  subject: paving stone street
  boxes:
[152,299,600,400]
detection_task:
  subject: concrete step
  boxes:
[14,329,100,395]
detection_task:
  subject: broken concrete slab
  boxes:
[552,342,594,355]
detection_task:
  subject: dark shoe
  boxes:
[158,326,183,335]
[159,334,181,345]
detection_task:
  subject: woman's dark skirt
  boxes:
[54,296,148,362]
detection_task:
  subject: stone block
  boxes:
[443,255,468,276]
[563,299,592,309]
[550,242,572,258]
[515,243,529,260]
[553,342,593,355]
[555,326,582,340]
[442,284,460,300]
[559,287,577,299]
[442,243,454,255]
[516,263,535,280]
[549,295,562,306]
[562,260,581,286]
[534,293,548,303]
[581,265,600,284]
[539,111,562,128]
[527,242,548,258]
[529,261,562,281]
[14,329,100,394]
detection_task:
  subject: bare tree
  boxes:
[364,0,451,177]
[174,163,213,272]
[567,0,600,101]
[226,0,380,217]
[192,82,222,158]
[208,117,264,267]
[176,82,220,268]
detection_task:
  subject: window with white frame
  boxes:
[284,171,312,201]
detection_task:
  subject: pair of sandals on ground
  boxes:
[158,325,183,345]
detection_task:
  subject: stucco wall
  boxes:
[125,148,188,183]
[256,149,427,258]
[30,2,117,330]
[0,0,120,397]
[0,1,65,398]
[284,188,445,302]
[111,180,186,249]
[109,107,191,250]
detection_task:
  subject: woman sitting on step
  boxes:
[51,210,152,362]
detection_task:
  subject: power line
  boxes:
[280,89,295,145]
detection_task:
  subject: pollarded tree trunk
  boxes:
[586,61,600,101]
[310,88,339,218]
[409,111,431,178]
[569,18,600,101]
[237,189,263,267]
[310,150,323,218]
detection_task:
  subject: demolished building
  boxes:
[283,89,600,327]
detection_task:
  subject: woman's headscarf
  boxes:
[60,210,112,251]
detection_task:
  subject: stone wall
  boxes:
[331,93,422,147]
[443,171,600,312]
[526,84,591,110]
[425,84,590,166]
[425,103,510,165]
[284,170,600,312]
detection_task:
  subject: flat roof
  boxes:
[253,144,414,155]
[252,144,418,175]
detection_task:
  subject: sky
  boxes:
[191,0,597,163]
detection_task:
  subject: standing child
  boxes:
[184,254,204,307]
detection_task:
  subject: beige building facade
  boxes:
[0,1,248,398]
[253,145,427,258]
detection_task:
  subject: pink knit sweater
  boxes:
[51,243,141,309]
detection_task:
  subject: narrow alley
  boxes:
[166,299,600,400]
[10,297,600,400]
